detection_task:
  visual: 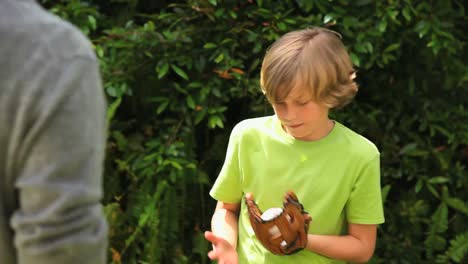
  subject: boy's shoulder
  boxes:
[228,116,276,142]
[232,116,274,133]
[335,122,380,160]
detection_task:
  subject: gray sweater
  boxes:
[0,0,108,263]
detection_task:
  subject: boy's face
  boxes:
[271,84,331,141]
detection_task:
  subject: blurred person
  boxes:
[0,0,108,263]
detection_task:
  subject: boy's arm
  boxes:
[306,223,377,263]
[205,201,240,262]
[211,201,241,248]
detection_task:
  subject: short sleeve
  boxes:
[345,154,385,224]
[209,124,244,204]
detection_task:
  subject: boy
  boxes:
[205,27,385,263]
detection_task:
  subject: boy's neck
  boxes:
[307,119,335,141]
[281,118,335,142]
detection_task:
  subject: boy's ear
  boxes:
[350,71,357,81]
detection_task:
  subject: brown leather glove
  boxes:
[245,191,312,255]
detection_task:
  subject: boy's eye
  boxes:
[297,100,309,106]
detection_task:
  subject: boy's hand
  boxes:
[204,231,238,264]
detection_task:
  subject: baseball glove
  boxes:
[245,191,312,255]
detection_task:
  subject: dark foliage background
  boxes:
[41,0,468,263]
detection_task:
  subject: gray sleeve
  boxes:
[9,56,108,264]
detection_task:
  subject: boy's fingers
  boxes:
[207,250,218,260]
[204,231,219,244]
[205,232,219,260]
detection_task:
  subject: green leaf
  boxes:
[377,20,387,32]
[425,203,449,257]
[323,14,334,24]
[284,18,296,24]
[350,52,360,67]
[406,149,430,157]
[425,235,447,251]
[428,177,449,184]
[447,232,468,262]
[355,0,372,6]
[203,42,217,49]
[156,100,169,114]
[88,15,97,30]
[387,10,399,20]
[169,160,182,170]
[157,62,169,79]
[186,163,197,169]
[106,86,117,97]
[277,22,287,31]
[186,95,196,109]
[415,20,431,38]
[111,131,127,151]
[402,6,411,21]
[399,143,429,157]
[342,17,353,28]
[427,183,440,198]
[432,125,454,141]
[250,58,260,72]
[432,203,448,233]
[124,180,167,251]
[144,21,155,31]
[208,115,224,128]
[253,42,262,54]
[144,51,153,58]
[399,143,417,154]
[381,184,391,204]
[445,197,468,216]
[107,97,122,122]
[170,64,189,80]
[364,42,373,53]
[174,83,188,94]
[95,45,104,58]
[214,53,224,63]
[384,43,401,53]
[415,179,423,193]
[212,88,221,97]
[229,10,237,19]
[194,108,207,124]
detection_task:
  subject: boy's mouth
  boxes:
[285,123,303,129]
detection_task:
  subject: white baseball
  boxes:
[261,207,283,221]
[261,208,283,237]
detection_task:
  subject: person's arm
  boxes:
[9,56,108,264]
[306,223,377,263]
[212,201,240,248]
[205,201,240,263]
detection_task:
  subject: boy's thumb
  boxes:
[204,231,218,243]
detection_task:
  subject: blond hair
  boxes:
[260,27,358,109]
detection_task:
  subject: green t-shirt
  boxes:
[210,115,385,264]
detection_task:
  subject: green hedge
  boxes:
[42,0,468,263]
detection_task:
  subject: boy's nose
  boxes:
[283,106,297,120]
